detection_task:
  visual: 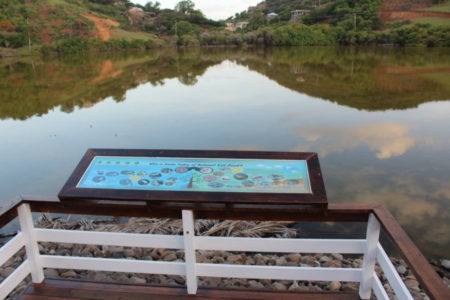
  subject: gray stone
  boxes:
[352,259,363,268]
[81,245,97,255]
[123,248,136,258]
[172,275,186,285]
[319,255,330,263]
[397,265,407,275]
[301,255,315,265]
[254,254,266,265]
[328,281,341,291]
[60,270,77,278]
[1,267,15,277]
[163,253,177,261]
[441,259,450,270]
[289,281,309,292]
[271,281,287,290]
[44,268,59,278]
[276,256,288,266]
[112,274,129,282]
[405,279,419,288]
[59,243,74,250]
[227,254,243,264]
[248,280,264,289]
[286,253,301,264]
[94,272,108,281]
[331,253,343,260]
[129,276,146,284]
[342,283,358,292]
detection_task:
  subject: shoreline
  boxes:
[1,42,447,60]
[1,214,448,299]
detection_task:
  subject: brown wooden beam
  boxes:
[21,279,360,300]
[373,205,450,300]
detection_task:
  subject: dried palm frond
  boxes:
[35,215,298,238]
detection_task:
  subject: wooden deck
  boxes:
[19,279,361,300]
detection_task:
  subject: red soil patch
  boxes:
[39,6,58,19]
[0,21,15,32]
[91,60,123,83]
[51,19,65,26]
[83,14,120,41]
[379,10,450,21]
[40,28,54,44]
[374,65,450,92]
[379,0,432,11]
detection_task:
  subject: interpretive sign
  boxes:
[59,149,327,205]
[78,157,311,194]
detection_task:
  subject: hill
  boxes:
[0,0,223,54]
[233,0,449,26]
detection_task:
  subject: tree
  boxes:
[175,0,195,15]
[247,13,267,31]
[144,1,161,14]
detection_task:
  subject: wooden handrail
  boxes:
[373,205,450,300]
[0,196,448,299]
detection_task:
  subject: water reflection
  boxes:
[294,123,420,159]
[0,47,449,258]
[1,47,449,120]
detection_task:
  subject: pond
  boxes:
[0,46,449,258]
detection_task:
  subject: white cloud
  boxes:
[131,0,260,20]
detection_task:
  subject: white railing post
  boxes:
[359,213,380,299]
[17,203,44,283]
[182,210,198,294]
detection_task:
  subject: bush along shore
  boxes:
[1,21,449,58]
[1,215,449,299]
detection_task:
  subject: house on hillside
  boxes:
[291,10,312,22]
[225,22,236,31]
[292,10,312,17]
[267,12,278,20]
[236,22,249,29]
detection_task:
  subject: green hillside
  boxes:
[0,0,223,54]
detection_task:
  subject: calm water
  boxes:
[1,47,449,258]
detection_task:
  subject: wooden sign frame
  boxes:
[58,149,327,206]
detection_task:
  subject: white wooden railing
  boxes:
[0,203,415,300]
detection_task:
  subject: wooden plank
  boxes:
[182,210,198,294]
[195,236,366,254]
[25,198,373,222]
[40,255,186,275]
[17,204,44,283]
[196,264,362,282]
[372,274,389,300]
[0,232,24,267]
[34,229,184,249]
[359,214,380,299]
[20,279,361,300]
[376,244,412,300]
[0,196,21,228]
[373,205,450,300]
[0,260,30,299]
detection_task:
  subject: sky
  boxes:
[131,0,260,20]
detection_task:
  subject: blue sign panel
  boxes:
[77,156,312,194]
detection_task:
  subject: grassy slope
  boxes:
[423,2,450,13]
[412,17,450,26]
[16,0,157,47]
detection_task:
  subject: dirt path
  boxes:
[83,14,119,41]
